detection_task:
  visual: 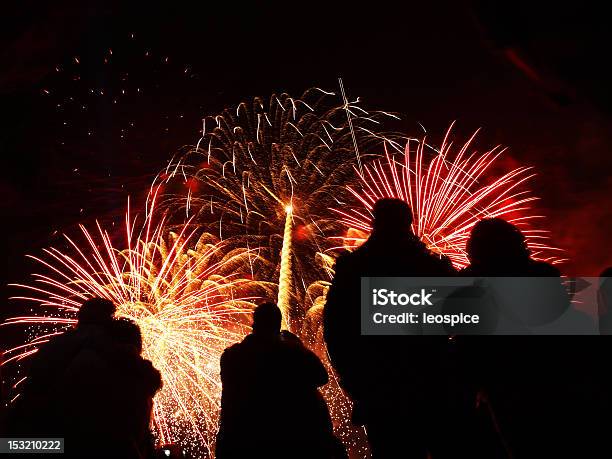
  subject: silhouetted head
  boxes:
[109,318,143,354]
[371,199,413,236]
[252,302,282,336]
[77,298,116,326]
[467,218,530,266]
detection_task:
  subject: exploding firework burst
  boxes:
[2,196,273,458]
[335,126,563,268]
[8,79,564,458]
[157,87,397,331]
[153,87,384,457]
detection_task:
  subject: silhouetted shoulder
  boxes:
[31,329,82,367]
[281,331,328,387]
[327,250,361,284]
[220,342,241,364]
[222,342,242,355]
[137,359,163,395]
[334,249,358,268]
[435,253,456,275]
[220,341,247,376]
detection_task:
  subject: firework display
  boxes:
[8,4,612,459]
[148,88,392,456]
[3,195,273,457]
[155,88,398,331]
[2,88,562,458]
[335,126,563,268]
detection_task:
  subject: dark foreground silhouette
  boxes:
[8,299,162,459]
[457,219,606,458]
[324,202,610,458]
[324,199,481,458]
[216,302,345,459]
[4,199,612,459]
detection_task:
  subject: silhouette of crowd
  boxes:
[6,299,162,458]
[216,302,345,459]
[324,199,612,458]
[2,197,611,458]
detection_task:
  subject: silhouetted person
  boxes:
[463,217,560,277]
[217,303,341,459]
[9,299,162,458]
[8,298,116,438]
[459,218,598,458]
[280,330,348,459]
[60,317,162,458]
[324,199,462,458]
[461,218,580,332]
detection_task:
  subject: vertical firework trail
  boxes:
[10,80,564,458]
[153,88,393,457]
[155,88,399,330]
[277,204,294,330]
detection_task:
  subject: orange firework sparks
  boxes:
[154,88,381,456]
[2,194,273,458]
[155,88,396,330]
[335,125,564,269]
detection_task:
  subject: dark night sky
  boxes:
[1,1,612,322]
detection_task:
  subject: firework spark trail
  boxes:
[155,89,399,330]
[2,196,274,458]
[9,82,563,457]
[338,77,363,174]
[277,205,294,330]
[151,88,388,456]
[335,126,563,268]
